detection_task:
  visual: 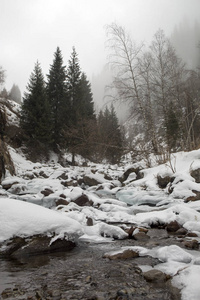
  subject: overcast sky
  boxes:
[0,0,200,95]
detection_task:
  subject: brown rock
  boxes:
[10,235,76,258]
[41,188,54,197]
[174,228,188,236]
[157,175,173,189]
[39,170,48,178]
[126,227,149,238]
[103,249,139,260]
[55,198,69,206]
[24,172,35,180]
[83,175,101,186]
[73,194,93,207]
[126,226,136,238]
[58,173,69,180]
[190,168,200,183]
[185,190,200,202]
[86,217,93,226]
[166,220,181,232]
[104,174,113,181]
[2,181,19,190]
[59,193,66,199]
[187,232,198,237]
[143,269,168,282]
[119,167,143,182]
[0,237,26,257]
[138,227,149,233]
[183,239,199,250]
[61,180,74,187]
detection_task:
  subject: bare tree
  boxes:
[106,23,162,156]
[150,29,174,122]
[106,24,200,159]
[149,29,187,151]
[138,50,160,152]
[105,23,146,121]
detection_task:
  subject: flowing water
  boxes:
[0,232,181,300]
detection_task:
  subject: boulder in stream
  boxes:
[0,235,76,258]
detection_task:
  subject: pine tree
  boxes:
[97,104,123,163]
[66,46,81,125]
[20,61,52,146]
[77,73,95,119]
[46,47,67,147]
[0,88,8,99]
[75,72,97,159]
[65,48,98,163]
[9,84,21,104]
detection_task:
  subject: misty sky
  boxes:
[0,0,200,96]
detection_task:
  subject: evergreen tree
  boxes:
[9,84,21,104]
[66,46,81,125]
[75,72,97,159]
[0,88,8,99]
[20,61,52,146]
[97,104,123,163]
[65,48,97,163]
[46,47,67,147]
[77,73,95,119]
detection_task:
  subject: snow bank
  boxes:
[0,198,82,242]
[156,245,193,263]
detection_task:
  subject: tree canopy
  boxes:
[20,61,52,147]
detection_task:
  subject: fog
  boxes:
[0,0,200,119]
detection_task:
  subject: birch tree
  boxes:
[106,23,160,153]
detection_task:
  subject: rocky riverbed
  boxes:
[1,147,200,299]
[0,228,184,300]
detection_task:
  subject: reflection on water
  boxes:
[0,246,80,293]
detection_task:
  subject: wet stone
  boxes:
[175,228,188,236]
[133,232,150,241]
[166,220,181,232]
[0,230,182,300]
[183,239,199,249]
[187,232,198,237]
[143,269,168,283]
[103,249,139,260]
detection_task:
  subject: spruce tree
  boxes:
[9,84,21,104]
[78,73,95,119]
[66,46,81,125]
[75,72,97,159]
[97,104,123,163]
[46,47,67,147]
[20,61,52,146]
[65,48,97,163]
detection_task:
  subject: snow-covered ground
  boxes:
[1,147,200,299]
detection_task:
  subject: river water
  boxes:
[0,232,181,300]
